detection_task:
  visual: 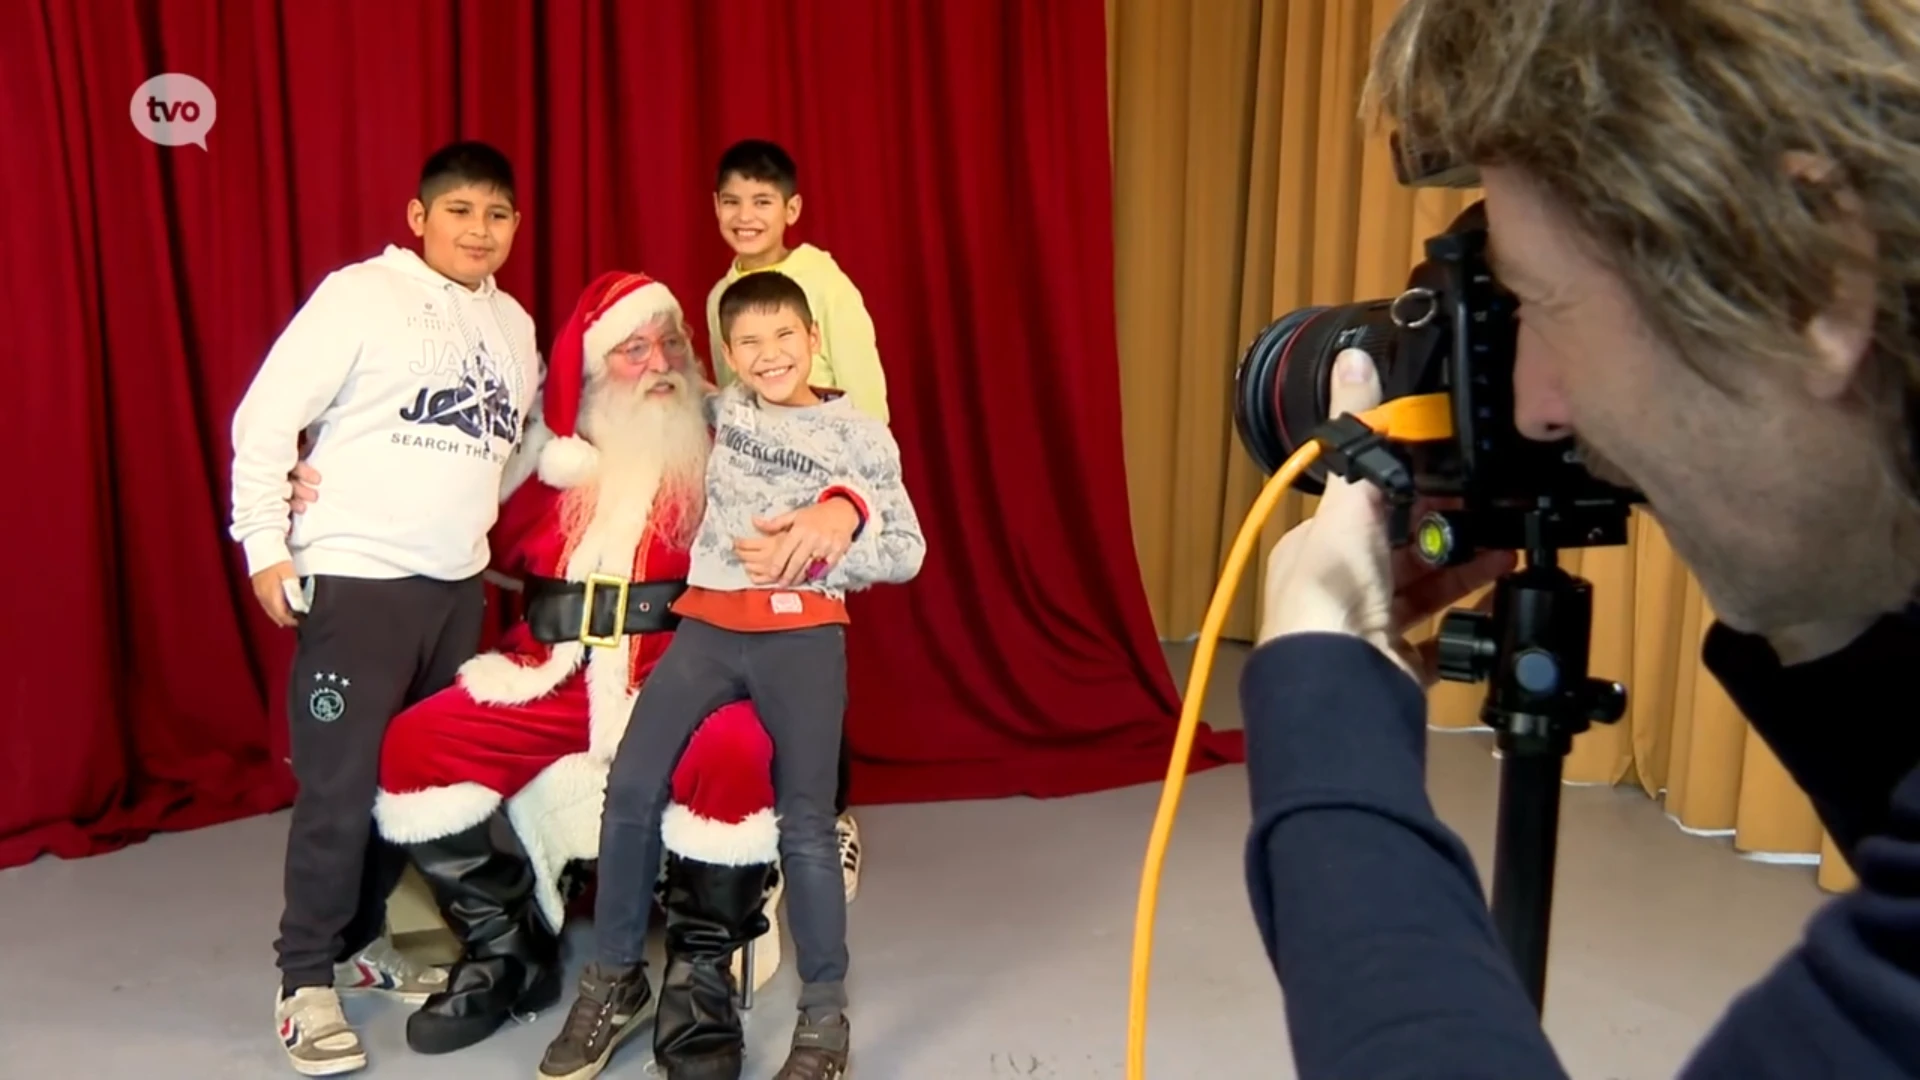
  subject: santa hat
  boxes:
[535,270,686,490]
[661,700,781,866]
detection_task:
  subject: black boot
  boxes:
[653,855,776,1079]
[403,813,563,1054]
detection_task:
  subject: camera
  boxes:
[1227,138,1645,1014]
[1230,199,1642,564]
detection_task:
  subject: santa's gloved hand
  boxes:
[1255,349,1512,681]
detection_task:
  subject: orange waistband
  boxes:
[672,585,850,633]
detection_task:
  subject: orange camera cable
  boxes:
[1125,392,1456,1079]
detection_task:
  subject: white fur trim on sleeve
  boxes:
[662,804,781,866]
[537,435,600,490]
[372,782,502,844]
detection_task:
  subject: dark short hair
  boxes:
[714,138,797,198]
[718,271,813,343]
[419,140,517,208]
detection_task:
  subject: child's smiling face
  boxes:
[714,174,799,261]
[724,301,821,407]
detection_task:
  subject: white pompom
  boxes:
[537,435,600,489]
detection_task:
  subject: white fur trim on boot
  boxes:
[661,805,781,867]
[536,434,600,490]
[372,783,503,844]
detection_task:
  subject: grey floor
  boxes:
[0,643,1827,1079]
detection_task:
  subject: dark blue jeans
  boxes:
[593,618,850,1012]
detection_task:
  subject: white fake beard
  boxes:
[574,372,711,549]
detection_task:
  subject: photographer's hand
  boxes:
[1257,349,1513,679]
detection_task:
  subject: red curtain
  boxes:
[0,0,1240,869]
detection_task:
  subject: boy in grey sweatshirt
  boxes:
[538,271,923,1080]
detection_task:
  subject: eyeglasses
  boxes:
[609,333,691,361]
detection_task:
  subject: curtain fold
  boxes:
[1107,0,1856,894]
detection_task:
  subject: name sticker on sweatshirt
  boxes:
[769,592,803,615]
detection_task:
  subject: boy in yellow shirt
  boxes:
[707,138,886,900]
[707,140,888,423]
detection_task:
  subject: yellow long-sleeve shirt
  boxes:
[706,243,890,424]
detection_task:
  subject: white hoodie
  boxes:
[228,245,541,581]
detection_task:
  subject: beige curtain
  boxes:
[1106,0,1855,893]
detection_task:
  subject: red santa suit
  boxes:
[367,272,784,1058]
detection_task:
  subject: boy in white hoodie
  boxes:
[227,140,541,1077]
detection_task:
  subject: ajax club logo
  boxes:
[309,671,350,723]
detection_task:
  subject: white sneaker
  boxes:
[836,813,862,903]
[275,986,367,1076]
[333,937,448,1005]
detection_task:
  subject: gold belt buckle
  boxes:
[579,572,630,648]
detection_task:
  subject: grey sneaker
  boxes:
[334,936,448,1005]
[772,1013,851,1080]
[274,986,367,1076]
[536,963,655,1080]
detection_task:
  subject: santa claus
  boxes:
[362,271,797,1066]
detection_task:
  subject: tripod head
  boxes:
[1431,508,1631,754]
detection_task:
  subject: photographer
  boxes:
[1242,4,1920,1080]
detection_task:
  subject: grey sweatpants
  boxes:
[274,573,484,992]
[594,618,850,1013]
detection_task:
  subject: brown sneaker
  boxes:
[536,963,654,1080]
[772,1013,851,1079]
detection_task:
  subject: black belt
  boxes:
[523,574,686,647]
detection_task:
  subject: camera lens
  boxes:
[1231,301,1398,494]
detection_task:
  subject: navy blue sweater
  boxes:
[1241,608,1920,1079]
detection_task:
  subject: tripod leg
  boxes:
[1435,545,1626,1019]
[739,939,754,1010]
[1490,749,1564,1013]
